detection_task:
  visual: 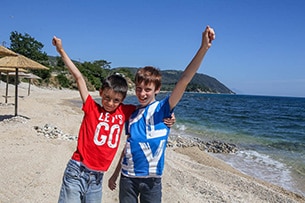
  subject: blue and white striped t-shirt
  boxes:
[121,96,172,177]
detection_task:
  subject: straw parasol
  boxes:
[0,67,27,72]
[1,71,40,96]
[0,54,49,116]
[23,73,41,96]
[0,68,28,103]
[0,54,49,70]
[0,46,18,57]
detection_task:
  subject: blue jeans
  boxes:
[119,175,162,203]
[58,159,104,203]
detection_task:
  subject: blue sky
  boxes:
[1,0,305,97]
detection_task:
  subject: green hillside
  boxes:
[114,67,235,94]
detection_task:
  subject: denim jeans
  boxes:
[58,159,104,203]
[119,175,162,203]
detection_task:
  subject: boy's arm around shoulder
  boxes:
[52,36,89,103]
[169,26,215,110]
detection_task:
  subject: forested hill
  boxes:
[115,67,235,94]
[3,32,233,94]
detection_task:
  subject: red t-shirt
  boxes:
[71,95,136,171]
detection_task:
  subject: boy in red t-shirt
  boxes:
[52,37,174,203]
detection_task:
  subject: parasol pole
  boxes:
[28,78,31,96]
[15,68,19,116]
[5,71,9,103]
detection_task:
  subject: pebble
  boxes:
[167,135,238,154]
[0,116,29,124]
[33,124,238,153]
[33,124,77,141]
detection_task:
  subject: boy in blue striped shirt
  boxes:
[109,25,215,203]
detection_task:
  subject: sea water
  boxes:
[123,93,305,197]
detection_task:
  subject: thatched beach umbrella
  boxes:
[0,54,49,116]
[0,46,18,57]
[1,71,40,96]
[23,73,41,96]
[0,68,27,103]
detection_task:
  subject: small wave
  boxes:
[213,150,296,194]
[175,124,187,131]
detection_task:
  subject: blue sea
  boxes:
[122,93,305,197]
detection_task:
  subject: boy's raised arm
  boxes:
[169,26,215,110]
[52,36,89,103]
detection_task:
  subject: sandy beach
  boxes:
[1,81,305,203]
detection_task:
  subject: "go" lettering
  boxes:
[94,122,121,148]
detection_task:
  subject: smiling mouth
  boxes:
[105,106,114,111]
[139,97,147,102]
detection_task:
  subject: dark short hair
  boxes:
[101,74,128,98]
[135,66,162,90]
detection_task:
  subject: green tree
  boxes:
[78,60,111,90]
[114,68,134,80]
[10,31,48,63]
[56,73,71,88]
[9,31,50,80]
[93,60,111,70]
[52,56,66,72]
[57,56,65,68]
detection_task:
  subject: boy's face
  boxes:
[135,81,160,107]
[100,88,124,112]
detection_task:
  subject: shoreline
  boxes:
[1,82,305,202]
[168,130,305,198]
[213,148,305,197]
